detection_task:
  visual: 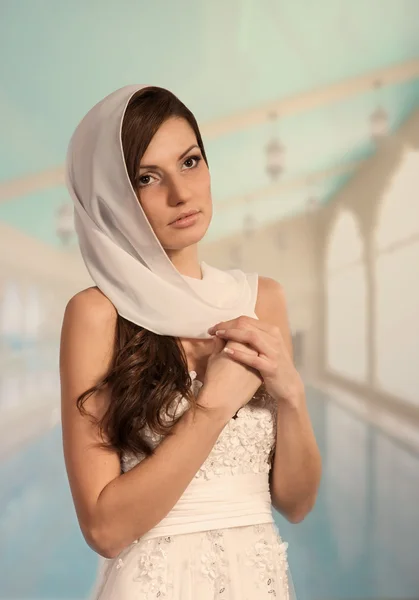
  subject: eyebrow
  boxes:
[139,144,200,170]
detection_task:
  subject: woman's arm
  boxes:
[257,277,322,523]
[60,289,229,560]
[269,390,321,522]
[94,392,227,557]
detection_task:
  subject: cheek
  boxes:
[195,169,211,198]
[139,198,166,241]
[137,189,161,220]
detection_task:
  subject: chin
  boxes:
[160,214,211,249]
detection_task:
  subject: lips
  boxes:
[170,210,199,224]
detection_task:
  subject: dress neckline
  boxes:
[189,370,202,384]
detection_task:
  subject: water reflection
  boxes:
[276,387,419,599]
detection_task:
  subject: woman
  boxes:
[60,85,321,599]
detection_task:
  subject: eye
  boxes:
[138,174,156,187]
[183,155,202,170]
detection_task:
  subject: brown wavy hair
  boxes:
[76,86,268,460]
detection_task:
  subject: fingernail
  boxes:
[224,347,234,355]
[215,329,225,336]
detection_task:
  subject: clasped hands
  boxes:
[208,316,303,405]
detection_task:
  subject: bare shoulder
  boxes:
[256,276,287,315]
[64,286,117,327]
[60,286,118,392]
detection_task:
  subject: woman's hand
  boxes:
[208,315,303,405]
[197,333,262,421]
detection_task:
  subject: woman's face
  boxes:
[135,117,212,250]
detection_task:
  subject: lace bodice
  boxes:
[121,371,277,480]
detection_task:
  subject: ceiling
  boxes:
[1,0,419,245]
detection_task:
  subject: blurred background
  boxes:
[1,1,419,598]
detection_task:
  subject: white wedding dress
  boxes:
[90,371,295,599]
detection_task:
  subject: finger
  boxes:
[226,339,258,356]
[211,333,226,355]
[223,346,269,372]
[215,328,274,358]
[209,316,278,339]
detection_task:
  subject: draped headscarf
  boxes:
[65,85,258,339]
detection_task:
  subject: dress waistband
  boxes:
[138,472,274,542]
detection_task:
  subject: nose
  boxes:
[166,173,192,206]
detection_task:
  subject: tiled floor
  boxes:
[0,385,418,599]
